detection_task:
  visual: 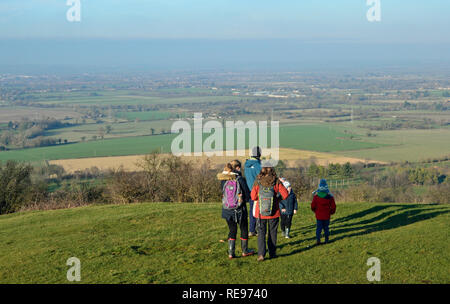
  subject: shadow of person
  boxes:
[277,204,449,257]
[285,204,396,234]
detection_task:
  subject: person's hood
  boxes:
[256,174,277,187]
[245,158,260,169]
[317,191,328,198]
[217,171,237,181]
[233,170,242,177]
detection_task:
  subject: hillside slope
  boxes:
[0,202,449,283]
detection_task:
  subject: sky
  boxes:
[0,0,449,70]
[1,0,449,42]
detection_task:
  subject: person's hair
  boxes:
[256,167,278,185]
[223,163,233,172]
[230,160,241,171]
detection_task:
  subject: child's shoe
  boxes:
[285,228,290,239]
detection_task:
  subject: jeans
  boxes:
[316,219,330,242]
[257,217,279,257]
[249,200,257,233]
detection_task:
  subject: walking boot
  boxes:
[285,228,290,239]
[241,239,255,257]
[228,239,236,259]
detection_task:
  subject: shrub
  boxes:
[109,170,152,204]
[109,153,221,204]
[426,182,450,204]
[0,161,34,214]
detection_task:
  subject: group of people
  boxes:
[217,147,336,261]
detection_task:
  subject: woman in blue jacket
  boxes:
[244,146,262,236]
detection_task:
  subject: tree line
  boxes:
[0,155,448,215]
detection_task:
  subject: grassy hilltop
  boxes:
[0,202,449,284]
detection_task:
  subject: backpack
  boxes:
[258,182,275,216]
[222,179,241,210]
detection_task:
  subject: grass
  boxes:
[0,202,448,283]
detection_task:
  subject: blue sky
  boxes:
[0,0,448,43]
[0,1,448,69]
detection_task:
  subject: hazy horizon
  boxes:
[1,38,450,74]
[1,1,449,73]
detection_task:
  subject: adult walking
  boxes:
[244,146,262,237]
[251,167,289,261]
[218,160,255,259]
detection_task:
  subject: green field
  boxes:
[279,125,382,152]
[33,92,251,106]
[333,125,450,162]
[2,122,449,163]
[0,124,384,162]
[116,111,173,121]
[43,120,176,142]
[0,202,448,283]
[0,134,175,161]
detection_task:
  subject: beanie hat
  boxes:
[251,146,261,158]
[316,179,329,193]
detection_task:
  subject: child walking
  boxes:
[218,161,255,259]
[251,167,289,261]
[311,179,336,245]
[279,180,298,239]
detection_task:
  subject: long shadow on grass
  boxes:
[289,205,397,232]
[277,204,449,257]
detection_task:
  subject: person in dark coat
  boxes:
[218,160,255,259]
[279,180,298,239]
[244,146,262,237]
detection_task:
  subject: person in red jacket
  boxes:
[311,179,336,245]
[251,167,289,261]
